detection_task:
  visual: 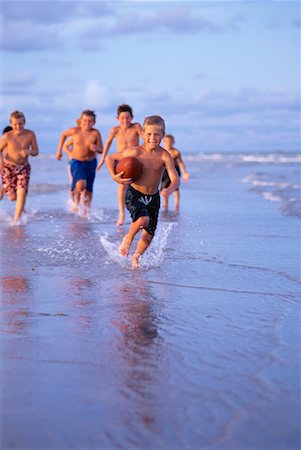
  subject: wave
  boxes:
[186,152,301,165]
[243,172,301,218]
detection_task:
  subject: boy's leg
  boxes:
[73,179,87,209]
[132,229,153,268]
[162,195,169,210]
[80,189,92,218]
[13,188,27,223]
[116,184,127,226]
[120,216,149,256]
[174,190,180,210]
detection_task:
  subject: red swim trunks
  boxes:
[2,163,31,196]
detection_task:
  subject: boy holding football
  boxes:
[106,115,179,268]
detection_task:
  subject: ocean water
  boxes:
[1,152,300,449]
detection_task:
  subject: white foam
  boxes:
[187,152,301,165]
[262,192,282,203]
[242,175,300,190]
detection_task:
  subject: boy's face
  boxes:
[118,111,133,128]
[164,137,173,150]
[80,114,95,131]
[143,125,164,150]
[10,117,25,134]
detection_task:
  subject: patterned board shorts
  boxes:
[2,163,31,196]
[125,184,160,236]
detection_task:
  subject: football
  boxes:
[115,156,143,182]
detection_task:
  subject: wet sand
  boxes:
[1,155,300,449]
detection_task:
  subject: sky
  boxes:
[0,0,300,154]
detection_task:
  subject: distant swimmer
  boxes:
[0,111,39,224]
[97,104,143,226]
[106,115,179,268]
[161,134,190,211]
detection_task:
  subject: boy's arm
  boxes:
[29,131,39,157]
[0,137,5,175]
[97,128,116,171]
[56,128,74,160]
[89,130,103,154]
[63,138,73,158]
[0,135,7,154]
[161,151,180,199]
[105,152,132,185]
[176,149,190,181]
[135,123,143,138]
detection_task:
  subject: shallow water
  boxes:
[1,153,300,449]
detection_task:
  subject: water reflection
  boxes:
[109,275,163,432]
[1,226,31,333]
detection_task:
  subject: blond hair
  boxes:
[10,111,25,124]
[143,115,165,134]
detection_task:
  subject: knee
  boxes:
[8,193,16,201]
[75,180,86,192]
[137,216,149,229]
[142,233,153,245]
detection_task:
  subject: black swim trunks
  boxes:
[161,165,181,190]
[125,185,160,236]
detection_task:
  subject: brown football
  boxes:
[115,156,143,182]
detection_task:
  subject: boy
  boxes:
[106,115,179,268]
[0,111,39,224]
[56,110,103,213]
[161,134,190,211]
[97,104,142,226]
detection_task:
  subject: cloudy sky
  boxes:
[1,0,300,154]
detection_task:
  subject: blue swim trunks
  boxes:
[70,158,97,193]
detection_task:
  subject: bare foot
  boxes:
[119,235,132,256]
[116,213,125,226]
[71,201,78,212]
[131,253,141,269]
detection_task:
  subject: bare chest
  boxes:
[73,132,96,148]
[116,129,139,150]
[8,134,31,151]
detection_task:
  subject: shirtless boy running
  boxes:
[106,115,179,268]
[0,111,39,224]
[161,134,190,211]
[57,110,103,213]
[97,104,142,226]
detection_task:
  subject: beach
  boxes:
[1,152,300,450]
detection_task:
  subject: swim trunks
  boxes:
[70,158,97,192]
[2,163,31,196]
[161,165,181,190]
[125,185,160,236]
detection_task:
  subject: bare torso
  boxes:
[122,145,167,195]
[2,130,37,166]
[71,129,101,161]
[166,148,180,166]
[114,124,141,152]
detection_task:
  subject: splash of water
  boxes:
[100,233,131,269]
[139,222,176,270]
[99,222,176,270]
[0,207,38,226]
